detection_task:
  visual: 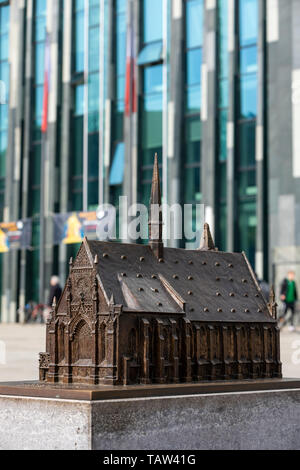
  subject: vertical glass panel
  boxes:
[187,48,202,86]
[240,45,257,74]
[143,0,163,44]
[219,78,228,108]
[0,33,9,61]
[186,86,201,114]
[239,0,258,46]
[0,6,10,34]
[35,15,46,42]
[35,42,45,85]
[116,13,126,75]
[238,200,256,267]
[89,26,100,72]
[238,169,257,197]
[185,116,201,163]
[142,93,163,151]
[184,167,201,204]
[75,9,84,72]
[186,0,204,48]
[36,0,47,16]
[240,74,257,118]
[218,0,228,79]
[116,0,126,14]
[219,109,227,162]
[88,73,99,113]
[144,64,163,94]
[238,120,256,167]
[75,84,84,116]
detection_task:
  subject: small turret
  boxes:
[268,285,277,320]
[199,223,216,251]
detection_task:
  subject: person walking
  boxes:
[43,276,63,323]
[280,271,298,331]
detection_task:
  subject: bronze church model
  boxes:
[39,155,282,385]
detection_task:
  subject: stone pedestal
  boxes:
[0,380,299,450]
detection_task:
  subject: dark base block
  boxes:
[0,377,299,402]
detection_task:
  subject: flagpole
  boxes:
[39,132,46,305]
[39,32,50,306]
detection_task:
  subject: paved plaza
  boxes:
[0,324,299,382]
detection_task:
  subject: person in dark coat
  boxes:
[48,276,62,307]
[280,271,298,331]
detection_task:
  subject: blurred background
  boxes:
[0,0,299,349]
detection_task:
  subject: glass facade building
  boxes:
[0,0,299,321]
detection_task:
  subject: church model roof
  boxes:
[39,154,281,386]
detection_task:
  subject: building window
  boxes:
[110,0,127,239]
[236,0,258,267]
[69,0,85,211]
[139,0,163,207]
[88,0,100,208]
[216,0,229,251]
[26,0,47,303]
[0,2,10,219]
[183,0,203,243]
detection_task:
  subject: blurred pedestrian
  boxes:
[43,276,62,323]
[280,271,298,331]
[48,275,62,307]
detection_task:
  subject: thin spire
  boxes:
[150,153,162,206]
[148,153,163,259]
[268,285,277,320]
[199,223,216,251]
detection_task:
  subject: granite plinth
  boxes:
[0,379,299,450]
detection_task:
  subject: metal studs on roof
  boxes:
[216,277,220,281]
[217,308,222,313]
[137,274,142,278]
[216,292,221,297]
[244,293,248,298]
[157,302,163,307]
[121,255,127,260]
[242,279,247,283]
[202,261,207,266]
[215,262,220,267]
[190,308,195,312]
[189,261,193,265]
[121,273,127,277]
[188,291,193,296]
[245,308,250,313]
[152,275,157,279]
[173,275,179,279]
[229,278,234,282]
[139,287,144,292]
[228,263,234,268]
[231,308,236,313]
[188,276,193,281]
[257,308,262,313]
[159,258,164,263]
[204,307,209,312]
[151,287,159,293]
[103,253,108,258]
[229,293,235,297]
[140,257,145,262]
[255,294,260,298]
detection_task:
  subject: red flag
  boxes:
[41,34,50,133]
[125,23,136,117]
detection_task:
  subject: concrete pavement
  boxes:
[0,324,299,382]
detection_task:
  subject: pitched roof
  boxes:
[84,239,274,324]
